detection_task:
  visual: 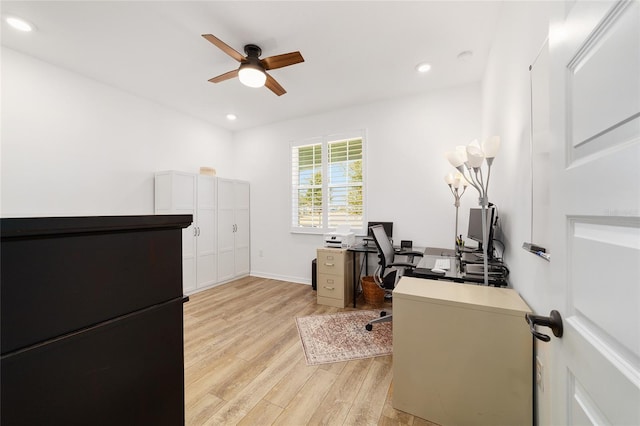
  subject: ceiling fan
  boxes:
[202,34,304,96]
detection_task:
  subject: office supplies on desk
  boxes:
[433,258,451,271]
[416,255,453,270]
[465,263,504,276]
[411,250,508,287]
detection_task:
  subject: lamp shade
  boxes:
[445,173,456,185]
[482,136,501,158]
[238,64,267,88]
[466,145,484,168]
[468,139,481,149]
[456,172,469,188]
[445,150,466,169]
[455,145,468,163]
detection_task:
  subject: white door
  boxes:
[234,180,251,276]
[217,178,236,282]
[196,175,217,289]
[549,1,640,424]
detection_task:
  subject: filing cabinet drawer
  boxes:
[317,250,345,274]
[316,247,355,308]
[317,273,345,299]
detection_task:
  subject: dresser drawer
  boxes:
[317,273,345,299]
[317,250,345,274]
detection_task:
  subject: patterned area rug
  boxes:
[295,310,392,365]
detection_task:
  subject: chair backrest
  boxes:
[370,224,395,273]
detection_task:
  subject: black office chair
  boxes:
[365,224,423,331]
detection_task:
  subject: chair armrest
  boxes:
[395,250,424,257]
[387,261,420,268]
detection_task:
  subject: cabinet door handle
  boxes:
[193,227,197,236]
[324,263,334,267]
[323,286,335,291]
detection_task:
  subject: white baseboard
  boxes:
[250,270,311,286]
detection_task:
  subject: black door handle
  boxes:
[525,310,563,342]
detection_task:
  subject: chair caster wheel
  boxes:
[380,311,387,317]
[365,324,373,331]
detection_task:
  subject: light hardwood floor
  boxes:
[183,276,436,425]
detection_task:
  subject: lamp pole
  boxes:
[446,137,500,286]
[445,173,467,253]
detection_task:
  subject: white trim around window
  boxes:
[290,130,366,235]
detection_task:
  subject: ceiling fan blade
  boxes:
[261,52,304,70]
[265,73,286,96]
[202,34,245,62]
[208,69,239,83]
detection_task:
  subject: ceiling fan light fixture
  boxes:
[238,63,266,88]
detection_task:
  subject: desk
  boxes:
[411,252,508,287]
[347,245,507,307]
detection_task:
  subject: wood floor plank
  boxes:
[273,368,338,425]
[263,357,318,409]
[203,342,302,425]
[236,399,284,426]
[185,392,225,426]
[343,357,394,425]
[307,358,374,425]
[183,276,425,425]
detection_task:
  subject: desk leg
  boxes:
[365,252,369,275]
[353,251,357,308]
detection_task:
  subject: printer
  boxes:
[323,226,355,248]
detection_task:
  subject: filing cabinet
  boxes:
[393,277,532,425]
[316,248,356,308]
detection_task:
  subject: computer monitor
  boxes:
[367,221,393,239]
[467,207,495,256]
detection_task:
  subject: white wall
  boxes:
[482,0,559,310]
[480,2,559,425]
[234,83,481,283]
[1,47,234,217]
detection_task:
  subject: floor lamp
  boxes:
[445,136,500,285]
[445,172,468,253]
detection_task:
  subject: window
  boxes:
[291,131,365,233]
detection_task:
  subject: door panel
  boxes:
[570,219,640,355]
[550,1,640,424]
[565,319,640,425]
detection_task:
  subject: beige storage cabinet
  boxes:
[393,277,532,426]
[316,248,355,308]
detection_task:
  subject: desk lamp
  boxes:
[445,136,500,285]
[444,172,468,253]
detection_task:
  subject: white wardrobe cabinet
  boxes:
[217,178,250,283]
[155,171,217,294]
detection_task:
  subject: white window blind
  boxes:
[290,131,365,234]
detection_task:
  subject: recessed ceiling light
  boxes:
[415,62,432,73]
[226,113,237,121]
[5,16,35,32]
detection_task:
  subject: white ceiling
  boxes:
[1,1,503,131]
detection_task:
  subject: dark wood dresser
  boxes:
[1,215,192,426]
